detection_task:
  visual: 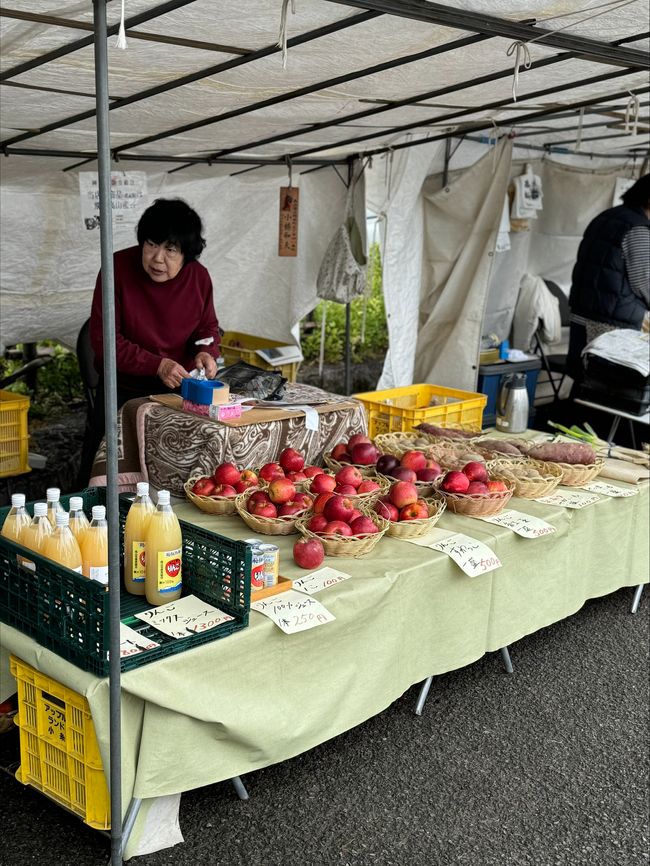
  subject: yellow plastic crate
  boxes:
[353,384,487,438]
[10,656,110,830]
[0,389,30,478]
[220,331,300,382]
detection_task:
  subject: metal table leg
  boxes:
[631,584,644,615]
[120,797,142,860]
[500,646,514,674]
[231,776,249,800]
[415,676,433,716]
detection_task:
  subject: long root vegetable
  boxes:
[414,423,476,439]
[527,442,596,465]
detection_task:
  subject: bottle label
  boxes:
[89,566,109,585]
[156,548,182,593]
[131,541,146,582]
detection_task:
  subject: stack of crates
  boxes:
[0,389,30,477]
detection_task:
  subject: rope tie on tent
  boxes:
[115,0,128,50]
[506,41,531,103]
[575,108,585,152]
[285,155,293,187]
[625,92,640,136]
[278,0,296,68]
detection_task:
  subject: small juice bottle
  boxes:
[46,487,65,527]
[1,493,31,542]
[124,482,155,596]
[80,505,109,584]
[41,511,83,573]
[21,502,53,570]
[145,490,182,605]
[68,496,90,543]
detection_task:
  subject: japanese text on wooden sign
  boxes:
[278,186,299,256]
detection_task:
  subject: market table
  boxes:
[1,477,648,859]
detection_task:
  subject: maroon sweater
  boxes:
[90,246,220,390]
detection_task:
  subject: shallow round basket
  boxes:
[235,489,312,535]
[373,431,439,459]
[295,503,389,558]
[534,458,604,487]
[385,494,447,539]
[251,470,313,492]
[474,438,530,462]
[488,459,563,499]
[184,476,237,514]
[414,425,482,446]
[315,474,390,506]
[437,481,515,517]
[323,453,377,478]
[375,472,438,499]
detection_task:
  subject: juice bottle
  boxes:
[41,511,82,573]
[20,502,53,570]
[46,487,65,527]
[124,482,155,596]
[80,505,109,584]
[145,490,182,605]
[68,496,90,543]
[1,493,31,542]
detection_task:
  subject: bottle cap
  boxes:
[11,494,26,507]
[69,496,84,511]
[91,505,106,521]
[46,487,61,502]
[55,512,70,527]
[157,490,170,506]
[136,482,150,497]
[33,502,48,516]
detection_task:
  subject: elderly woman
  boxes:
[79,198,221,484]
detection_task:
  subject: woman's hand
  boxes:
[157,358,189,388]
[194,351,218,379]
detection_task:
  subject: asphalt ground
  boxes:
[1,586,648,866]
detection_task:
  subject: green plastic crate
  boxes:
[0,488,251,675]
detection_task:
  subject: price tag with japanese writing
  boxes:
[479,509,556,538]
[252,589,335,634]
[580,481,639,498]
[119,623,159,658]
[134,594,234,639]
[430,532,502,577]
[535,489,601,508]
[292,567,352,595]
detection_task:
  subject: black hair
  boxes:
[621,173,650,209]
[136,198,206,262]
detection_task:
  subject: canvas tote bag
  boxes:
[316,176,367,304]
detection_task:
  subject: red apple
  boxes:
[234,478,257,493]
[213,483,237,498]
[462,461,488,483]
[293,537,325,569]
[307,514,329,533]
[248,489,270,504]
[286,470,307,483]
[240,469,258,486]
[348,508,363,522]
[278,501,306,517]
[313,492,334,514]
[400,450,427,472]
[310,473,337,494]
[248,499,278,518]
[191,476,216,496]
[213,462,241,486]
[389,466,418,483]
[441,471,470,493]
[399,500,429,521]
[267,478,296,505]
[331,443,350,461]
[467,481,489,494]
[334,484,358,495]
[279,447,305,473]
[375,500,399,521]
[389,480,419,508]
[350,442,380,466]
[486,480,509,492]
[350,516,379,535]
[335,465,363,489]
[357,479,381,494]
[259,462,285,483]
[347,433,373,449]
[303,465,325,478]
[292,492,314,511]
[416,465,442,483]
[323,495,356,524]
[376,454,400,475]
[323,520,353,537]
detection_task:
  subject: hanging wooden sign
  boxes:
[278,186,299,256]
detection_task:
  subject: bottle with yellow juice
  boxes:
[41,511,83,573]
[1,494,31,542]
[68,496,90,544]
[21,502,53,570]
[46,487,65,527]
[80,505,109,584]
[124,482,155,595]
[145,490,182,605]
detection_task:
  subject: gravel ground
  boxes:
[0,587,648,866]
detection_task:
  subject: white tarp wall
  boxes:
[0,158,348,352]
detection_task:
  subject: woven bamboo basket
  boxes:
[385,494,447,539]
[413,424,482,446]
[474,438,530,462]
[533,458,604,487]
[373,431,439,459]
[428,446,487,472]
[252,469,314,492]
[184,476,238,515]
[437,480,515,517]
[235,489,312,536]
[295,503,389,558]
[375,472,439,500]
[488,459,563,499]
[323,453,378,478]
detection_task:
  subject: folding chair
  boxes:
[534,280,570,401]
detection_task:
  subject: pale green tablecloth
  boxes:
[1,481,648,857]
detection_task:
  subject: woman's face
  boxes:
[141,239,185,282]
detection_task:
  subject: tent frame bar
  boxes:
[463,132,648,161]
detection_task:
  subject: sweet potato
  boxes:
[527,442,596,465]
[415,423,476,439]
[476,439,522,456]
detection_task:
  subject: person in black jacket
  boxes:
[567,173,650,383]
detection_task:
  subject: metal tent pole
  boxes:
[92,1,122,863]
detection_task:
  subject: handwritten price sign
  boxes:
[430,532,502,577]
[292,566,352,595]
[118,623,159,658]
[252,589,335,634]
[581,481,639,498]
[535,489,600,509]
[479,509,556,538]
[135,595,234,639]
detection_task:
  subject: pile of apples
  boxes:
[191,462,258,498]
[257,447,327,485]
[439,461,508,495]
[310,465,382,498]
[374,481,432,522]
[375,449,442,485]
[245,483,313,519]
[304,493,382,538]
[329,433,381,467]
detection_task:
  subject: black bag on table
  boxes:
[580,353,650,415]
[215,361,287,401]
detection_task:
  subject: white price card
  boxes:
[581,481,639,498]
[430,532,502,577]
[535,489,600,509]
[479,509,556,539]
[134,594,234,639]
[251,589,335,634]
[292,566,352,595]
[119,624,159,659]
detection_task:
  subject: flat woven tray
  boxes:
[235,489,312,535]
[323,453,378,478]
[184,476,237,514]
[376,472,439,499]
[437,481,515,517]
[385,494,446,539]
[534,458,604,487]
[295,503,389,558]
[488,459,563,499]
[373,431,439,459]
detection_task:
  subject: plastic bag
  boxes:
[215,361,287,400]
